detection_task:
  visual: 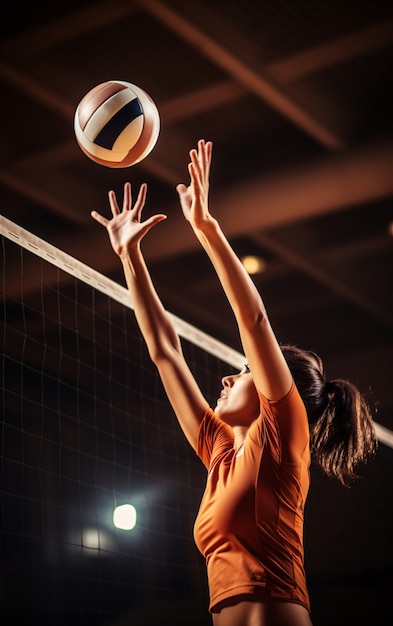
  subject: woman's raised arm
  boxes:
[177,140,292,401]
[91,182,209,450]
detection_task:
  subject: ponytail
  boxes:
[311,379,377,486]
[281,345,377,486]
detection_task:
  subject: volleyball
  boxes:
[74,80,160,168]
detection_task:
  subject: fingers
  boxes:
[197,139,212,165]
[176,140,212,196]
[122,182,132,212]
[91,210,109,227]
[136,213,167,242]
[189,140,212,183]
[188,159,199,182]
[104,182,147,222]
[176,183,190,203]
[188,157,203,192]
[142,213,167,233]
[204,141,212,179]
[108,189,120,217]
[133,183,147,222]
[176,183,187,195]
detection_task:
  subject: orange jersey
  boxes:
[194,383,311,613]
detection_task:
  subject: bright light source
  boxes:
[113,504,137,530]
[241,255,266,275]
[80,527,114,554]
[82,528,100,549]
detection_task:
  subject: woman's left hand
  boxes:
[176,139,213,229]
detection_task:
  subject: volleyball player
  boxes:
[91,139,376,626]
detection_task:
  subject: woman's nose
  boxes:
[221,375,234,387]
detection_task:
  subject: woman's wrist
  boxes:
[191,216,226,253]
[119,245,140,269]
[119,240,140,258]
[190,215,219,237]
[120,248,131,262]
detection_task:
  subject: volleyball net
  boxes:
[0,215,244,626]
[1,216,391,626]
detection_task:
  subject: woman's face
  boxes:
[215,366,260,427]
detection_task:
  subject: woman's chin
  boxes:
[214,399,225,414]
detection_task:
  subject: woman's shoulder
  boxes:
[257,381,304,414]
[196,407,234,469]
[251,383,310,460]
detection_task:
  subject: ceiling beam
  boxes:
[134,137,393,261]
[159,81,246,124]
[0,4,392,231]
[2,15,392,124]
[0,169,86,223]
[1,10,392,218]
[0,1,138,57]
[6,136,386,275]
[139,0,344,150]
[0,62,74,119]
[251,232,393,328]
[267,17,393,82]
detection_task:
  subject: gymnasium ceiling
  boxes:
[1,1,393,624]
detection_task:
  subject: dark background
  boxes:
[1,1,393,624]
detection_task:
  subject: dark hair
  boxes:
[281,344,377,486]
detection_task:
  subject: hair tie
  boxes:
[325,381,335,395]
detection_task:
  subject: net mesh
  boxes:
[0,218,242,626]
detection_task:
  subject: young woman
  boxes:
[91,140,376,626]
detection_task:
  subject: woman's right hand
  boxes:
[91,182,167,257]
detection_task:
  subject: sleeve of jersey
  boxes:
[250,383,310,462]
[196,408,234,470]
